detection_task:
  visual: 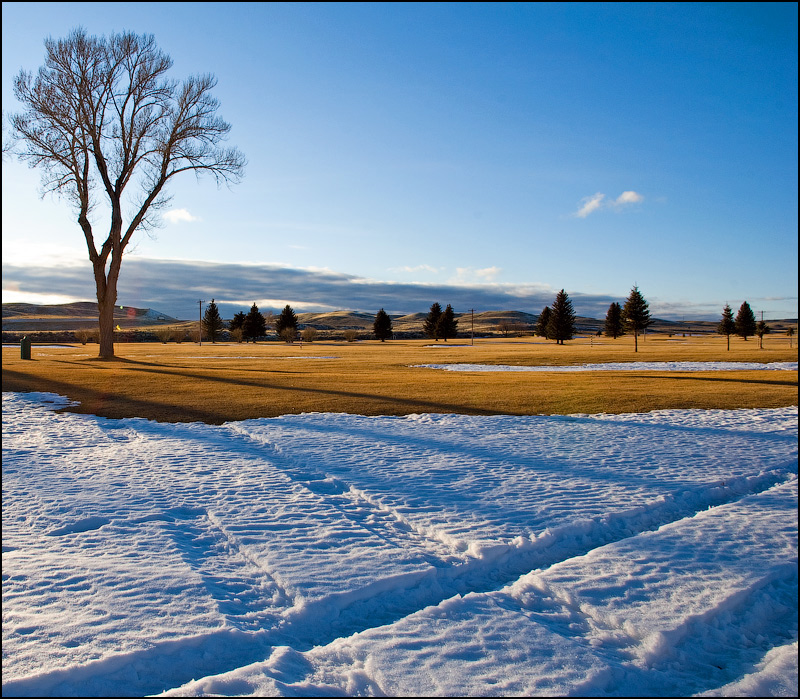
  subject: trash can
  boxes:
[20,336,31,360]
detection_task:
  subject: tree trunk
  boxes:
[94,254,121,359]
[634,329,639,353]
[97,295,116,358]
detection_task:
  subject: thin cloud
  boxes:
[574,193,605,218]
[452,267,502,283]
[574,190,644,217]
[390,264,442,275]
[163,208,201,224]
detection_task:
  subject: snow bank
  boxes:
[2,392,797,697]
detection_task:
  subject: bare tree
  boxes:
[10,28,245,358]
[301,327,318,342]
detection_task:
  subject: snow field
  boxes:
[2,392,797,697]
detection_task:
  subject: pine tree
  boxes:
[717,304,736,351]
[437,304,459,342]
[546,289,576,345]
[373,308,393,342]
[229,311,246,332]
[202,299,224,343]
[423,302,443,341]
[604,302,625,339]
[275,304,298,342]
[734,301,757,341]
[535,306,552,339]
[243,303,267,342]
[622,285,651,353]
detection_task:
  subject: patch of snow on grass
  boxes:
[414,361,798,372]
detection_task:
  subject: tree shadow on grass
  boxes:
[2,365,508,424]
[643,373,797,387]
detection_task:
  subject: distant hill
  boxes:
[2,303,178,331]
[3,302,796,337]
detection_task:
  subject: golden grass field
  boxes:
[2,333,797,423]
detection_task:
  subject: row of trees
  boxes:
[422,303,459,341]
[202,302,297,343]
[202,301,398,343]
[717,301,772,349]
[201,293,782,349]
[535,286,652,352]
[203,301,459,343]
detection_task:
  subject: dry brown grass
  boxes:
[3,334,797,423]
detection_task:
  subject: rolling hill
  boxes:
[3,302,796,338]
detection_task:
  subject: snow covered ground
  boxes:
[2,391,797,697]
[414,361,799,372]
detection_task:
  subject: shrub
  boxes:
[74,328,97,344]
[229,327,244,343]
[301,327,318,342]
[343,329,359,342]
[154,327,173,343]
[280,327,297,343]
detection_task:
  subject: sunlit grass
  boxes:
[3,334,797,423]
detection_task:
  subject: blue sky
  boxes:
[2,2,797,321]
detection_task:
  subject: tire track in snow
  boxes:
[275,472,797,650]
[3,396,796,697]
[506,480,798,696]
[224,422,465,564]
[156,507,293,631]
[219,417,796,650]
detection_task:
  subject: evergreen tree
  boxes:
[229,311,246,332]
[437,304,459,342]
[202,299,224,343]
[734,301,757,341]
[275,304,298,341]
[423,302,443,341]
[243,303,267,342]
[546,289,576,345]
[604,302,625,339]
[535,306,552,339]
[622,285,651,353]
[717,304,736,351]
[373,308,393,341]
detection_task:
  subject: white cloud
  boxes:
[390,264,442,275]
[2,239,87,268]
[163,208,201,224]
[475,266,502,281]
[574,190,644,217]
[575,193,606,218]
[1,287,91,305]
[614,191,644,206]
[451,266,502,284]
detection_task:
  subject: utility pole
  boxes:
[468,308,475,346]
[198,299,205,346]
